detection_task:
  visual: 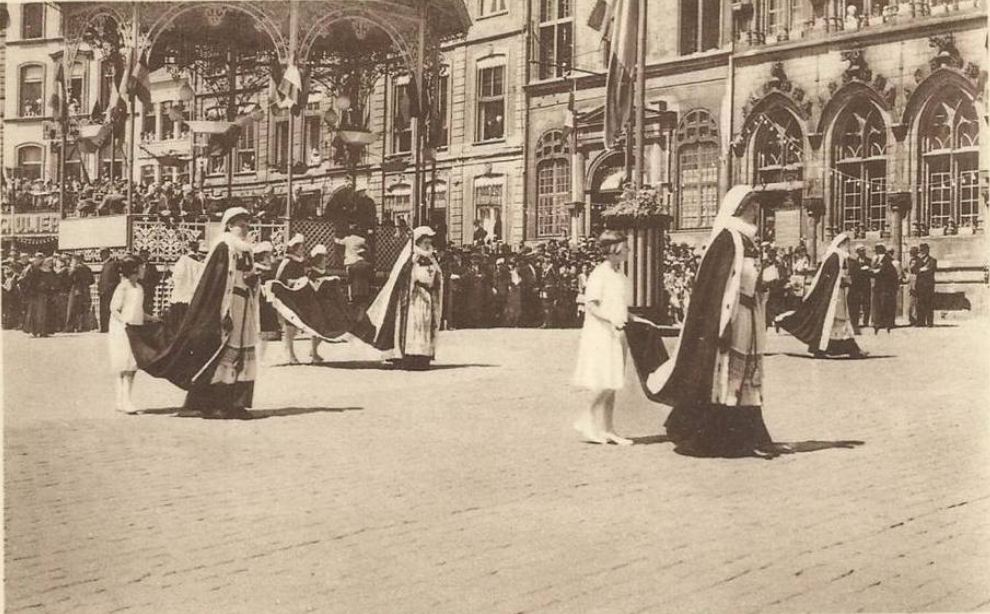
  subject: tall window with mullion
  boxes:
[676,109,720,229]
[477,65,506,142]
[680,0,720,55]
[754,109,803,185]
[19,65,44,118]
[536,130,570,238]
[920,90,980,231]
[237,123,256,173]
[538,0,573,80]
[831,102,888,232]
[392,81,414,154]
[21,3,44,40]
[478,0,507,17]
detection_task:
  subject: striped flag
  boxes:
[602,0,638,149]
[121,46,152,108]
[277,62,304,110]
[50,62,66,119]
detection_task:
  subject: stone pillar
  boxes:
[804,196,825,264]
[570,149,586,243]
[888,190,911,263]
[648,141,663,187]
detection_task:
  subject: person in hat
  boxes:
[307,244,330,363]
[20,253,53,337]
[127,207,260,419]
[848,244,872,331]
[138,248,161,316]
[276,233,307,364]
[353,226,443,371]
[65,254,95,332]
[571,230,634,446]
[869,243,898,333]
[640,186,787,458]
[166,240,207,331]
[776,233,867,358]
[913,243,937,327]
[252,241,281,365]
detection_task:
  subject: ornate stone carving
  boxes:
[929,34,964,71]
[841,49,873,84]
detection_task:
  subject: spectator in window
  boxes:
[472,219,488,245]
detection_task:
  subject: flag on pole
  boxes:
[278,61,304,110]
[602,0,638,149]
[120,46,152,108]
[590,0,619,65]
[50,62,65,119]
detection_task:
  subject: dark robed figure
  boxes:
[127,207,260,419]
[776,233,865,358]
[638,185,785,458]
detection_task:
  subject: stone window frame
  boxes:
[675,108,720,229]
[917,89,980,230]
[534,129,571,238]
[830,99,889,233]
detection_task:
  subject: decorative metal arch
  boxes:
[141,2,289,61]
[298,3,421,70]
[61,3,130,47]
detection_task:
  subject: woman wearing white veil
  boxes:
[776,233,866,358]
[640,185,784,458]
[352,226,443,370]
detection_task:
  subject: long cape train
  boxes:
[775,251,843,351]
[265,275,353,342]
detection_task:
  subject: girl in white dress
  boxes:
[108,256,148,414]
[572,230,634,445]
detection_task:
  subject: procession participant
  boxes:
[2,258,21,330]
[641,185,785,458]
[571,230,634,446]
[166,240,206,331]
[848,245,872,331]
[65,255,95,332]
[98,248,120,333]
[108,256,152,414]
[138,248,161,317]
[21,254,54,338]
[913,243,937,327]
[265,244,352,353]
[252,241,281,365]
[870,243,898,334]
[51,256,71,333]
[276,233,307,364]
[353,226,443,371]
[127,207,260,420]
[776,233,866,358]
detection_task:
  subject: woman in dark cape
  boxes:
[776,233,865,358]
[127,207,260,420]
[641,186,785,459]
[352,226,443,371]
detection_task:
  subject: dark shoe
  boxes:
[176,408,202,418]
[200,409,224,420]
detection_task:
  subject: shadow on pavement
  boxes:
[298,361,497,371]
[135,406,362,419]
[779,353,895,360]
[781,440,865,453]
[631,434,671,445]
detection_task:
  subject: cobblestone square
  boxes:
[3,322,989,613]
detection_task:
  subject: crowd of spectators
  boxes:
[1,251,97,335]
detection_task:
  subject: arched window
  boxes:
[17,145,44,181]
[676,109,719,229]
[535,130,570,238]
[919,90,980,230]
[753,108,803,184]
[831,101,888,232]
[19,64,44,118]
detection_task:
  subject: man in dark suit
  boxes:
[913,242,937,327]
[847,245,872,331]
[97,248,120,333]
[138,248,161,316]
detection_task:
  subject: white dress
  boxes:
[572,262,631,391]
[108,280,144,373]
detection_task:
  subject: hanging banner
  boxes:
[1,212,61,236]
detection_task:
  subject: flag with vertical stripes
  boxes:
[278,61,304,110]
[602,0,638,149]
[120,45,152,108]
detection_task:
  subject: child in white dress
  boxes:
[108,256,150,414]
[572,230,634,445]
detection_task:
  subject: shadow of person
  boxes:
[779,440,865,453]
[303,361,496,371]
[630,434,671,445]
[135,406,362,419]
[782,353,895,360]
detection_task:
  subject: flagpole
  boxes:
[634,0,646,191]
[127,3,138,217]
[58,59,67,220]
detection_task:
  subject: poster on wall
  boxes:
[774,208,802,248]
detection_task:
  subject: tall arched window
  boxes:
[17,145,44,181]
[535,130,570,238]
[753,108,803,184]
[919,90,980,230]
[676,109,719,229]
[831,101,888,232]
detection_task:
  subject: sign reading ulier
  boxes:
[1,213,61,236]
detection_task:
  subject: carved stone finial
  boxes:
[929,34,964,71]
[841,49,872,84]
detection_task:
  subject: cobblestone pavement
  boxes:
[4,320,989,613]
